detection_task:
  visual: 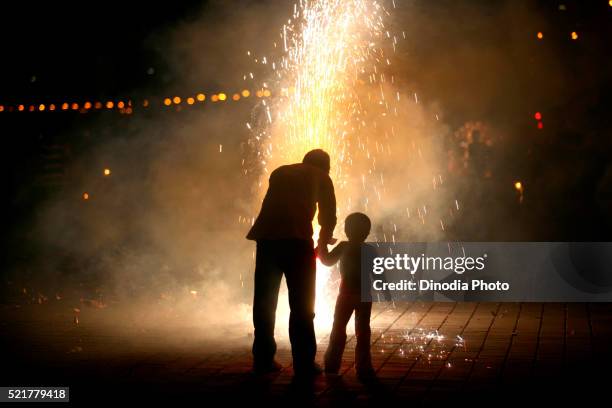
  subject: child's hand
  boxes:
[318,237,337,247]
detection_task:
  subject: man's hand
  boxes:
[317,236,337,247]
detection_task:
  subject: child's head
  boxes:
[344,212,371,242]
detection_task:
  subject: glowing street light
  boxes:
[514,181,524,203]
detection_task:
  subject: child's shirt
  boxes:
[319,241,377,295]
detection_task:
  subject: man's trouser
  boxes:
[252,239,316,373]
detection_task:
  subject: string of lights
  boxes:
[0,21,594,116]
[535,30,581,40]
[0,88,271,114]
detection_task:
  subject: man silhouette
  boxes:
[247,149,337,376]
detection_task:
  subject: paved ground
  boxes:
[2,301,611,405]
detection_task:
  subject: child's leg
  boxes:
[324,294,354,373]
[354,301,373,374]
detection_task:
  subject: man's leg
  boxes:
[355,301,374,375]
[324,293,354,373]
[252,241,283,370]
[283,240,317,374]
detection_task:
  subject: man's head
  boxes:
[302,149,330,174]
[344,212,371,243]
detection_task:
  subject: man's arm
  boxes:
[317,174,337,246]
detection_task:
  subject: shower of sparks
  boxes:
[390,328,466,363]
[246,0,396,201]
[243,0,452,331]
[243,0,401,330]
[266,1,388,185]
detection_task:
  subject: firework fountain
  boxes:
[243,0,454,334]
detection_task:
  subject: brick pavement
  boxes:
[2,301,611,405]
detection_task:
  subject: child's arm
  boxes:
[317,242,347,266]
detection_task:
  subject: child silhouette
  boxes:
[318,212,376,379]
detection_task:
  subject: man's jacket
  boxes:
[247,163,336,243]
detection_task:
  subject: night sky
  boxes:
[0,1,210,101]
